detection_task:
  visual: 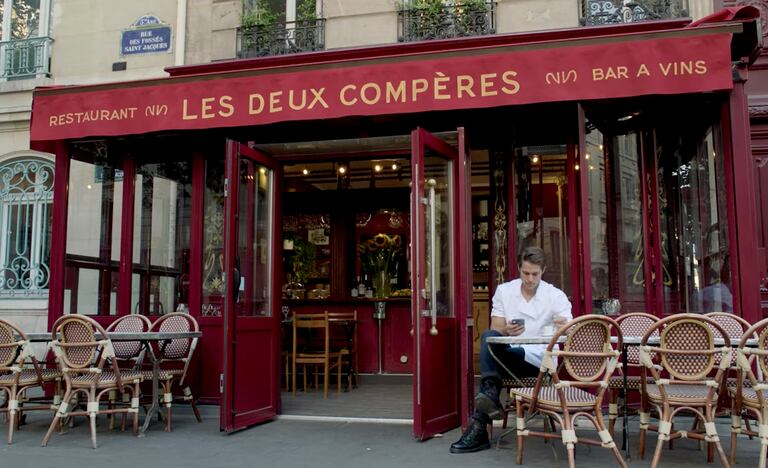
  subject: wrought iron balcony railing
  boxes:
[398,1,496,42]
[581,0,689,26]
[0,37,52,80]
[237,18,326,58]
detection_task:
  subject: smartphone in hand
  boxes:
[508,318,525,327]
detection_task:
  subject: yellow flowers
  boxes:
[358,233,403,279]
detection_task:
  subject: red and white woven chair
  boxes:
[42,314,143,448]
[512,315,626,468]
[607,312,659,434]
[0,319,62,444]
[105,314,151,428]
[638,314,731,468]
[729,317,768,467]
[145,313,202,431]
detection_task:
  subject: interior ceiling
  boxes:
[256,133,572,192]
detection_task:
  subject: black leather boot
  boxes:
[449,418,491,453]
[474,377,503,420]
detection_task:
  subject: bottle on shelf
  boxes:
[357,275,367,297]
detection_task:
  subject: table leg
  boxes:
[139,343,160,437]
[622,343,630,460]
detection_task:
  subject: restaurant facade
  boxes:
[28,7,763,437]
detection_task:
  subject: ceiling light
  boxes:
[531,155,540,164]
[589,165,595,171]
[599,144,603,150]
[338,165,347,175]
[585,153,590,160]
[86,184,92,190]
[392,163,399,171]
[302,168,309,175]
[574,164,580,171]
[259,167,266,174]
[374,164,383,172]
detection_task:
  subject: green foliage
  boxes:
[297,0,317,23]
[284,233,316,285]
[241,0,281,30]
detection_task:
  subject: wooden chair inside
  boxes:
[292,312,342,398]
[327,310,358,389]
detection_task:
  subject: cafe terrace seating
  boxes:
[0,319,62,444]
[638,314,731,468]
[42,314,143,449]
[105,314,152,429]
[143,312,202,431]
[512,315,626,468]
[729,316,768,467]
[607,312,659,435]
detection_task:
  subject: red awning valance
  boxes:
[31,22,741,142]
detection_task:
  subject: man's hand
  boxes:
[504,323,525,336]
[553,315,568,331]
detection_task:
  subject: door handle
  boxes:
[427,178,438,336]
[232,268,241,303]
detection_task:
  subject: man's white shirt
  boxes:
[490,278,572,368]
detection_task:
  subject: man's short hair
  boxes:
[518,246,546,268]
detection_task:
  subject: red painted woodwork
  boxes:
[32,33,736,142]
[411,128,468,440]
[221,141,281,432]
[456,127,474,428]
[285,300,412,374]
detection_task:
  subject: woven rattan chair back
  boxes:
[658,317,722,381]
[53,314,109,372]
[0,320,22,369]
[563,319,612,382]
[617,313,659,365]
[706,312,752,368]
[151,313,199,361]
[107,314,151,361]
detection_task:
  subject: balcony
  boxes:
[398,1,496,42]
[1,37,52,80]
[581,0,689,26]
[237,19,326,58]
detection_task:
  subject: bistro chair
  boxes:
[729,316,768,467]
[638,314,731,468]
[42,314,143,449]
[607,312,659,435]
[145,312,202,431]
[105,314,152,428]
[292,312,342,398]
[0,319,62,444]
[512,315,626,468]
[327,310,358,390]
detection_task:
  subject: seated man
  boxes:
[450,246,572,453]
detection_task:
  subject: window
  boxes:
[0,157,54,297]
[0,0,51,79]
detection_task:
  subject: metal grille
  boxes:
[0,37,52,79]
[398,1,496,42]
[581,0,689,26]
[237,18,326,58]
[0,158,54,297]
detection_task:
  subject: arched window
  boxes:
[0,157,54,296]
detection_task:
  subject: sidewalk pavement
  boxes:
[0,406,760,468]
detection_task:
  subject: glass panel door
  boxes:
[411,128,471,439]
[221,140,280,432]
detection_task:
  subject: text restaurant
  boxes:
[29,8,763,437]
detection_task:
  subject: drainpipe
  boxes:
[175,0,187,66]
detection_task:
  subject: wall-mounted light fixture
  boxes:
[531,155,540,164]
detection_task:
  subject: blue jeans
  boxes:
[480,329,540,381]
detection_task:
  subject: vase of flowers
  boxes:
[358,233,402,298]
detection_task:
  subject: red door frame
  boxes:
[411,127,470,439]
[221,139,282,432]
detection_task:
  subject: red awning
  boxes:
[30,12,752,142]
